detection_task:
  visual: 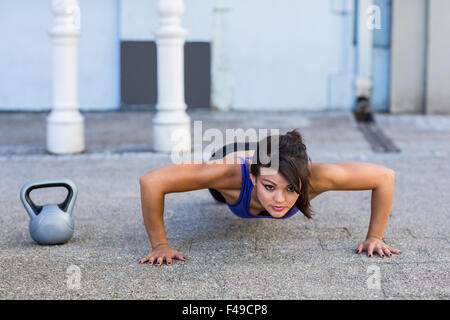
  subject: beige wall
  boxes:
[390,0,427,114]
[390,0,450,114]
[426,0,450,114]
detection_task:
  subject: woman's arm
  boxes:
[312,161,400,257]
[138,180,169,253]
[366,170,395,241]
[138,161,236,266]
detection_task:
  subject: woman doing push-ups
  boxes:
[138,129,400,266]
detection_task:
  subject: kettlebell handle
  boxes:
[20,177,78,218]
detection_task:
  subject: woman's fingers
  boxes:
[367,243,376,257]
[141,249,187,267]
[383,247,392,257]
[148,256,156,265]
[356,241,402,259]
[376,247,385,258]
[388,246,401,255]
[155,256,164,266]
[140,254,153,264]
[139,257,147,264]
[356,243,364,254]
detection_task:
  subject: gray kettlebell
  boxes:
[20,177,77,245]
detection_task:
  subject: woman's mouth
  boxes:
[271,206,285,212]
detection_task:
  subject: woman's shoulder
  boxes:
[308,161,340,197]
[205,150,253,190]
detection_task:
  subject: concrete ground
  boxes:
[0,109,449,300]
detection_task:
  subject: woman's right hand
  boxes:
[139,243,186,266]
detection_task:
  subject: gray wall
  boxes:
[390,0,427,113]
[426,0,450,114]
[390,0,450,114]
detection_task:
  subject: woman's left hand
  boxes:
[356,237,401,258]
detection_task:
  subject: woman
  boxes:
[139,129,400,266]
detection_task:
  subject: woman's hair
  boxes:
[249,129,314,219]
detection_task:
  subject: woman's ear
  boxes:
[249,173,257,186]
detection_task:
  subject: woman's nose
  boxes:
[274,192,285,203]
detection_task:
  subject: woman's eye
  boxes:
[264,185,295,192]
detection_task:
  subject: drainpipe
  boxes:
[47,0,84,154]
[354,0,375,122]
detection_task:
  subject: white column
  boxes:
[355,0,374,99]
[211,0,232,111]
[47,0,84,154]
[152,0,191,154]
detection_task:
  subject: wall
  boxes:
[426,0,450,114]
[121,0,358,111]
[389,0,427,113]
[227,0,356,111]
[0,0,401,112]
[0,0,120,111]
[119,0,212,108]
[120,0,213,42]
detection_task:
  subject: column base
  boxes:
[46,111,85,154]
[152,111,191,153]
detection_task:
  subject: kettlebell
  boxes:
[20,177,77,245]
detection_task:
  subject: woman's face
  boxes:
[250,168,300,218]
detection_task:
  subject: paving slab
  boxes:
[0,109,449,299]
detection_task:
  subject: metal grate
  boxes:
[357,122,401,153]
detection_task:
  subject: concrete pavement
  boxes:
[0,109,449,299]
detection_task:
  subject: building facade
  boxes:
[0,0,448,114]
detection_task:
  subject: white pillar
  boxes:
[355,0,374,99]
[211,0,232,111]
[152,0,191,154]
[47,0,84,154]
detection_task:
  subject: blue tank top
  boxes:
[226,156,300,219]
